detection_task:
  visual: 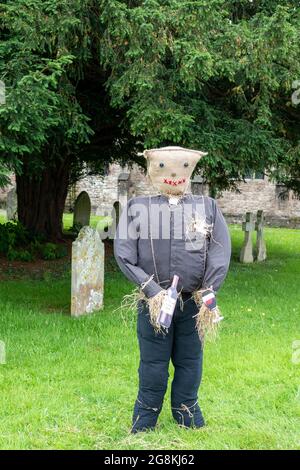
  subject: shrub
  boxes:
[0,222,31,254]
[0,222,67,262]
[7,248,34,262]
[69,222,83,237]
[39,242,67,260]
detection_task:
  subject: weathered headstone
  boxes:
[255,210,267,261]
[73,191,91,227]
[104,200,121,242]
[118,173,130,213]
[6,188,17,221]
[113,201,121,227]
[240,212,255,263]
[71,226,104,316]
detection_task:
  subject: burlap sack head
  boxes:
[143,146,208,196]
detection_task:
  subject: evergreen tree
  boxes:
[1,0,299,238]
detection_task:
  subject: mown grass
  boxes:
[0,210,110,231]
[0,225,299,450]
[0,210,6,224]
[62,213,112,232]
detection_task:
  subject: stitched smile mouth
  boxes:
[163,178,186,186]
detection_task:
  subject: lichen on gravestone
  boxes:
[71,226,104,316]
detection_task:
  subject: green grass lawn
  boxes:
[62,213,112,232]
[0,209,6,224]
[0,210,111,231]
[0,226,299,449]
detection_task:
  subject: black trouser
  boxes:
[132,294,205,433]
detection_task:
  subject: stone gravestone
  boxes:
[240,212,255,263]
[118,173,130,213]
[104,200,121,243]
[73,191,91,228]
[71,226,104,316]
[6,188,18,221]
[255,210,267,261]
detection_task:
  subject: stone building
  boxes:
[67,164,300,228]
[1,166,300,227]
[66,164,152,217]
[217,176,300,227]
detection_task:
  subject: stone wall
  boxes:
[68,164,300,228]
[1,167,300,227]
[66,165,120,216]
[66,164,154,217]
[217,177,300,228]
[0,175,15,209]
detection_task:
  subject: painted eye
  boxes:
[159,162,164,168]
[184,162,189,167]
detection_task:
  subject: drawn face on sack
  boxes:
[143,146,208,196]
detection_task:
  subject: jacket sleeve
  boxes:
[202,199,231,292]
[113,200,163,298]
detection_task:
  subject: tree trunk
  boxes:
[16,157,71,241]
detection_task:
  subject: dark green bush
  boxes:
[37,242,67,261]
[54,244,68,259]
[0,222,31,254]
[7,248,34,262]
[0,222,67,262]
[69,222,83,237]
[40,243,57,260]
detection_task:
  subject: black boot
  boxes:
[131,398,162,433]
[172,401,205,428]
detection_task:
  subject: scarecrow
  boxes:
[114,146,231,433]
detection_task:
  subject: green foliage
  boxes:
[38,242,67,261]
[0,163,11,188]
[0,221,35,261]
[0,221,67,261]
[100,0,300,193]
[69,222,84,237]
[0,1,94,165]
[7,248,34,262]
[0,221,30,254]
[0,0,139,182]
[1,0,300,201]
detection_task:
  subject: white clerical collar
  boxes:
[149,193,192,206]
[168,196,180,205]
